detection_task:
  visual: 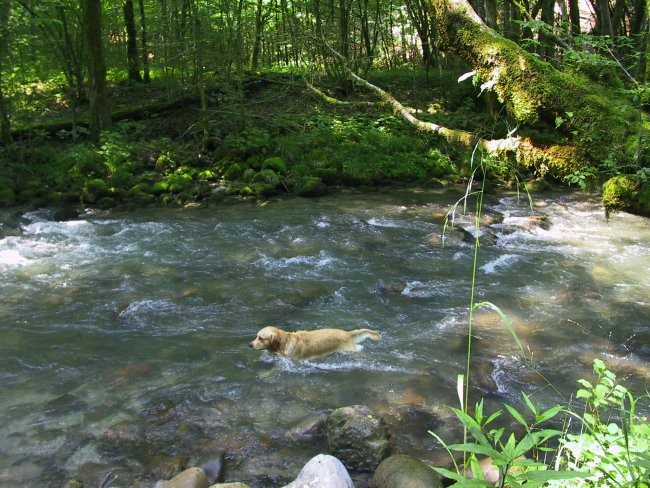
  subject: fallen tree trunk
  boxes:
[429,0,646,176]
[322,39,591,180]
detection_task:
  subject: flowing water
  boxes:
[1,187,648,487]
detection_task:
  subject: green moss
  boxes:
[293,176,328,197]
[252,169,281,189]
[83,178,109,202]
[262,156,287,174]
[166,173,193,193]
[223,162,243,180]
[602,175,650,217]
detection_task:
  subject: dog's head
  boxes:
[249,326,283,352]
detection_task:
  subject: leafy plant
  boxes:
[551,359,650,487]
[431,393,587,487]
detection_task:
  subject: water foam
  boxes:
[480,254,520,274]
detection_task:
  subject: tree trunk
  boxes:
[567,0,581,35]
[596,0,614,35]
[0,0,12,145]
[124,0,143,82]
[138,0,150,82]
[82,0,111,144]
[429,0,643,174]
[251,0,265,70]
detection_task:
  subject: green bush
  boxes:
[0,187,15,206]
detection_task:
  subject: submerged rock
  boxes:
[284,413,329,442]
[371,454,443,488]
[326,405,390,471]
[153,466,209,488]
[282,454,354,488]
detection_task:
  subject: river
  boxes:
[1,187,648,487]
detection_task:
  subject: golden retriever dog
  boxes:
[249,326,381,361]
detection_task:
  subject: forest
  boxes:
[0,0,648,216]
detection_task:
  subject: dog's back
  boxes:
[291,328,381,360]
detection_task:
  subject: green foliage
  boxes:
[431,359,650,488]
[431,360,650,488]
[551,360,650,488]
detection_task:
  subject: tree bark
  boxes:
[82,0,111,144]
[138,0,150,83]
[124,0,143,82]
[429,0,643,174]
[567,0,581,35]
[0,0,12,145]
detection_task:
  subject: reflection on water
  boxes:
[1,188,648,487]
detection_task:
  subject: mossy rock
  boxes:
[166,173,193,193]
[240,182,275,198]
[262,156,287,174]
[96,196,117,209]
[83,178,109,202]
[293,176,328,197]
[603,175,638,214]
[603,175,650,217]
[252,169,281,189]
[223,162,243,181]
[524,178,552,192]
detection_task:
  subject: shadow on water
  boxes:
[0,187,649,486]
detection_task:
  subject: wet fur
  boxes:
[249,326,381,361]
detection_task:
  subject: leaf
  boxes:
[577,379,593,389]
[506,404,529,428]
[576,389,592,400]
[447,443,501,458]
[432,466,465,481]
[520,470,591,481]
[537,405,563,423]
[472,301,524,354]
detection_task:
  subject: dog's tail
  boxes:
[351,329,381,343]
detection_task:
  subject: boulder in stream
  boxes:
[153,466,209,488]
[326,405,390,471]
[371,454,443,488]
[282,454,354,488]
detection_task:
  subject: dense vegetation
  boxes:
[0,0,648,214]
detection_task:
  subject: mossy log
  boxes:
[429,0,645,173]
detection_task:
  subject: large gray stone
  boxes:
[326,405,390,471]
[371,454,443,488]
[282,454,354,488]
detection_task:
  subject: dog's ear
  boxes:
[267,330,282,352]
